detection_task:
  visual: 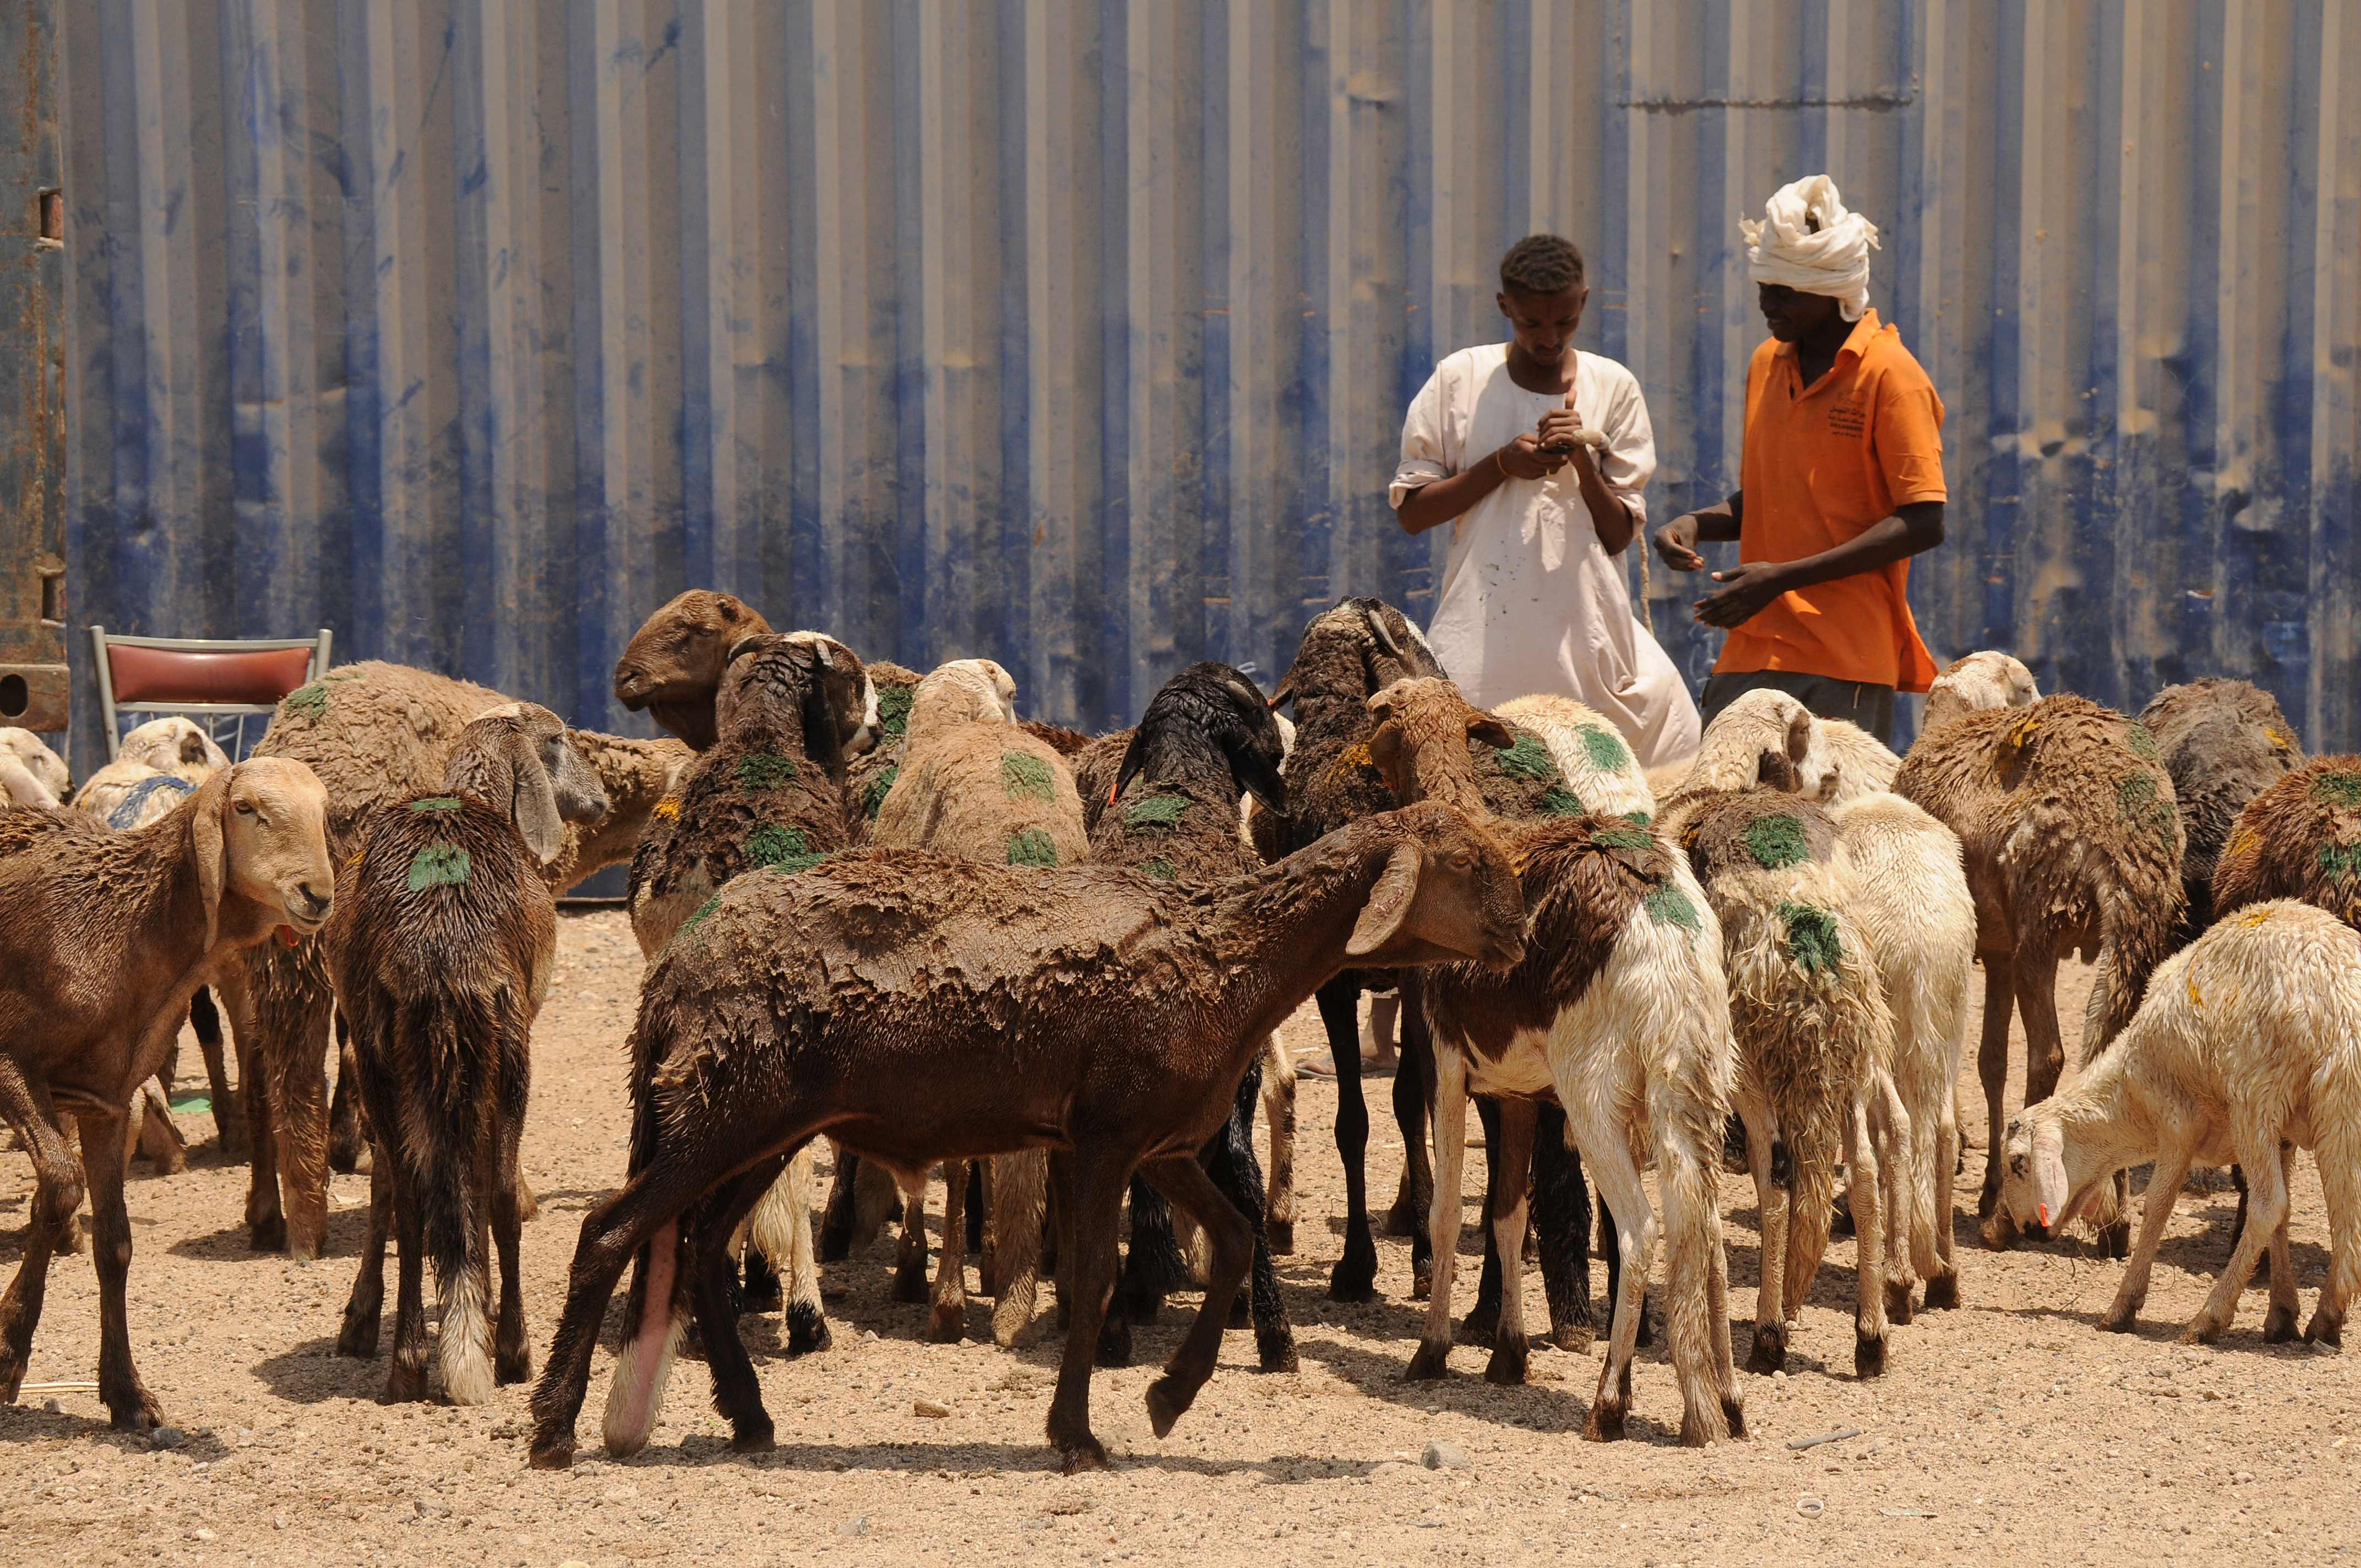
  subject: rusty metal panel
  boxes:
[48,1,2361,776]
[0,0,66,734]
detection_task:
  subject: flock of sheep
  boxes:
[2,590,2356,1478]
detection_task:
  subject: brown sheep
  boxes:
[525,801,1524,1474]
[0,760,334,1433]
[612,589,776,751]
[2137,679,2302,941]
[1893,694,2185,1248]
[236,661,690,1260]
[2212,756,2361,929]
[328,708,608,1404]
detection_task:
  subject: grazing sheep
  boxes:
[1367,678,1743,1443]
[1921,650,2040,732]
[329,708,609,1403]
[1895,693,2185,1248]
[524,801,1525,1474]
[1998,900,2359,1347]
[2213,756,2361,930]
[2137,680,2302,941]
[1088,662,1296,1373]
[1669,786,1903,1378]
[0,760,334,1431]
[0,728,68,809]
[869,658,1086,1348]
[628,631,875,1356]
[236,661,691,1259]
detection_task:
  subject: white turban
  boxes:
[1742,175,1880,322]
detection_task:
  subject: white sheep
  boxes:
[1808,719,1903,805]
[1493,693,1658,820]
[1657,688,1831,812]
[71,718,230,824]
[1998,900,2361,1346]
[1920,650,2039,733]
[0,727,68,808]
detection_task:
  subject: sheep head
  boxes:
[117,715,229,780]
[1364,678,1511,817]
[710,631,877,766]
[1114,662,1288,813]
[612,590,775,750]
[904,658,1020,751]
[1698,688,1827,798]
[1996,1109,2092,1242]
[198,756,334,950]
[450,704,611,865]
[1343,801,1524,968]
[1924,650,2039,733]
[0,726,70,801]
[1269,596,1450,715]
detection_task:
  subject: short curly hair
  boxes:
[1499,234,1585,295]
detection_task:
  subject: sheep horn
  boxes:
[1359,605,1405,662]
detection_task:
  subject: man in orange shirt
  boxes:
[1655,176,1944,743]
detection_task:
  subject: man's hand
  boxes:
[1536,406,1589,460]
[1693,560,1790,629]
[1495,433,1555,482]
[1655,514,1709,571]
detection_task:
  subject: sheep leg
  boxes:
[687,1162,786,1450]
[1582,1131,1658,1444]
[225,959,286,1252]
[328,1012,366,1177]
[492,1047,533,1385]
[1973,952,2015,1224]
[965,1159,986,1253]
[988,1150,1048,1349]
[1481,1101,1538,1386]
[2262,1148,2302,1342]
[1844,1096,1889,1378]
[1921,1076,1963,1310]
[1137,1151,1253,1440]
[1408,1049,1471,1380]
[1392,985,1437,1292]
[744,1146,829,1357]
[1259,1035,1296,1254]
[385,1153,431,1402]
[2186,1123,2287,1344]
[2307,1118,2360,1346]
[1737,1080,1787,1374]
[1045,1151,1130,1473]
[2101,1149,2190,1334]
[819,1144,861,1261]
[1203,1065,1295,1372]
[1464,1095,1505,1343]
[1316,979,1380,1302]
[258,947,335,1261]
[1111,1176,1182,1329]
[0,1067,79,1404]
[74,1110,166,1432]
[891,1169,932,1304]
[336,1145,394,1359]
[187,984,243,1158]
[927,1158,970,1344]
[1872,1072,1916,1325]
[1531,1101,1598,1351]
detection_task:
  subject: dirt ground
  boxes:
[3,907,2354,1566]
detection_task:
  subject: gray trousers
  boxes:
[1699,669,1897,746]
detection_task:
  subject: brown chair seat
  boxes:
[104,643,318,706]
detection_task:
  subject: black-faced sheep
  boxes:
[328,707,608,1403]
[524,801,1525,1474]
[0,760,333,1432]
[1998,900,2359,1347]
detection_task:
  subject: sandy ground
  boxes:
[3,907,2355,1567]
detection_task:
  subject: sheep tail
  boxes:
[1659,1134,1732,1443]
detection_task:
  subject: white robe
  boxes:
[1389,344,1700,771]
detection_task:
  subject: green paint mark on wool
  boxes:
[1579,725,1631,773]
[323,668,363,683]
[1590,824,1654,852]
[744,824,813,869]
[863,765,899,819]
[738,753,798,791]
[283,684,329,721]
[1538,787,1586,817]
[1743,813,1809,869]
[1625,810,1653,829]
[406,844,471,892]
[674,894,724,945]
[1494,734,1559,781]
[1002,752,1058,803]
[1644,883,1700,932]
[2119,770,2177,843]
[1007,827,1060,867]
[764,848,836,877]
[1779,901,1844,973]
[877,684,913,740]
[1124,793,1190,831]
[1143,858,1178,881]
[2123,723,2160,763]
[407,796,464,813]
[2320,843,2361,881]
[2313,771,2361,810]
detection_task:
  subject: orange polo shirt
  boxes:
[1713,309,1945,693]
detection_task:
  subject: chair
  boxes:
[89,626,333,761]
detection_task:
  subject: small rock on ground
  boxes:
[1422,1439,1471,1471]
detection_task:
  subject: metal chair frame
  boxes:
[89,625,333,762]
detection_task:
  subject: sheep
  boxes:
[2137,679,2302,941]
[1996,900,2360,1347]
[1808,720,1904,805]
[524,799,1526,1473]
[1894,693,2186,1248]
[1086,662,1297,1373]
[0,759,334,1432]
[1665,785,1905,1378]
[327,707,609,1403]
[235,660,691,1259]
[69,717,229,823]
[1492,693,1658,820]
[627,630,876,1357]
[867,657,1087,1348]
[1365,677,1743,1443]
[1920,649,2040,732]
[0,727,68,808]
[2213,756,2361,930]
[612,589,777,751]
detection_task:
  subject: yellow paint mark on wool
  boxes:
[654,797,682,821]
[2225,825,2258,863]
[2239,907,2273,928]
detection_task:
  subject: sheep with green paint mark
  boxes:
[868,657,1089,1348]
[1493,693,1658,821]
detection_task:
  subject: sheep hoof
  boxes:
[1677,1408,1717,1449]
[496,1344,531,1385]
[335,1313,379,1359]
[730,1415,776,1454]
[1058,1436,1113,1474]
[1409,1264,1432,1303]
[2099,1308,2139,1335]
[1095,1319,1133,1369]
[386,1361,429,1403]
[1326,1258,1378,1304]
[1976,1183,2001,1219]
[1550,1322,1596,1354]
[1922,1272,1960,1311]
[1456,1309,1498,1347]
[2303,1311,2342,1348]
[247,1215,287,1254]
[1978,1212,2017,1251]
[1583,1399,1628,1443]
[737,1257,783,1315]
[1745,1324,1785,1375]
[1226,1294,1250,1329]
[2101,1221,2132,1260]
[786,1303,831,1357]
[2262,1304,2300,1344]
[927,1304,965,1344]
[1721,1395,1749,1440]
[105,1394,164,1434]
[890,1264,929,1305]
[527,1436,575,1471]
[1885,1281,1914,1325]
[1403,1340,1451,1381]
[1255,1329,1298,1375]
[1482,1336,1528,1386]
[1266,1222,1294,1256]
[1384,1197,1421,1238]
[1145,1376,1194,1437]
[1854,1332,1886,1380]
[2179,1320,2223,1347]
[818,1223,853,1265]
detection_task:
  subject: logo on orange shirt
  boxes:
[1826,401,1867,438]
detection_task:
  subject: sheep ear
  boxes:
[1470,715,1515,750]
[1267,679,1296,712]
[716,595,747,624]
[2032,1120,2070,1229]
[1757,748,1799,792]
[191,769,231,951]
[1109,726,1150,808]
[507,728,569,865]
[1786,709,1813,765]
[1367,721,1409,801]
[1347,842,1422,956]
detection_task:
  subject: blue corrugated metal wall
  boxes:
[54,1,2361,775]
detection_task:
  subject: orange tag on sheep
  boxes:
[275,925,301,948]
